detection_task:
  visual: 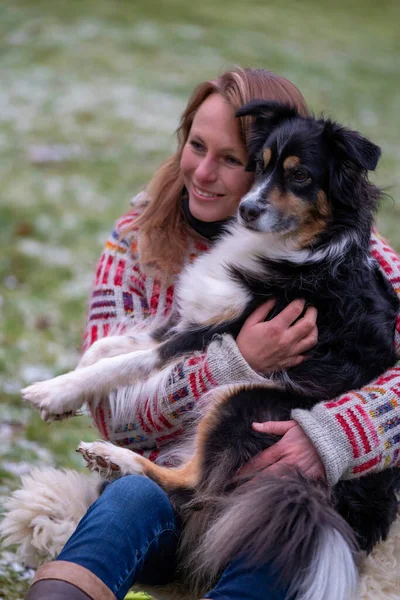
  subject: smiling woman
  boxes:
[180,94,253,222]
[132,67,309,275]
[6,66,400,600]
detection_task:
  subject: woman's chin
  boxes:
[188,195,234,222]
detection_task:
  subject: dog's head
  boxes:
[236,100,381,248]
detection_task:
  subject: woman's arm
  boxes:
[84,210,267,455]
[269,231,400,486]
[85,210,317,459]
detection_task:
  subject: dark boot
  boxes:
[25,561,116,600]
[26,579,93,599]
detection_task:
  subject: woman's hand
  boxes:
[236,299,318,374]
[240,420,326,480]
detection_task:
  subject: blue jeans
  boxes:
[57,475,287,600]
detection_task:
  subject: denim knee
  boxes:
[58,475,181,598]
[205,555,288,600]
[98,474,177,527]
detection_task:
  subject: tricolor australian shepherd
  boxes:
[22,101,400,600]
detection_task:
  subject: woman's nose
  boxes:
[195,156,218,183]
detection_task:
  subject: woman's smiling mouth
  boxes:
[192,185,224,200]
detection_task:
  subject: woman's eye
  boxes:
[291,168,309,183]
[225,155,243,167]
[190,140,204,152]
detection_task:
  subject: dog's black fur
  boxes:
[134,101,400,595]
[41,100,399,598]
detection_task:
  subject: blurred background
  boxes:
[1,0,399,596]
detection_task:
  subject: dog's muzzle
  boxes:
[239,200,265,224]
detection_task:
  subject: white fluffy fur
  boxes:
[21,347,169,421]
[358,519,400,600]
[1,467,399,599]
[21,219,360,423]
[107,364,177,425]
[175,224,261,329]
[291,529,358,600]
[0,468,101,568]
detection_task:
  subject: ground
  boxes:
[1,0,399,597]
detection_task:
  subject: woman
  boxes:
[25,67,400,600]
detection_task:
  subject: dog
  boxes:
[22,101,400,600]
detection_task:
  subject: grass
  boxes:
[0,0,399,597]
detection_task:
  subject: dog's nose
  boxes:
[239,202,262,223]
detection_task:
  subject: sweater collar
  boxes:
[182,194,231,242]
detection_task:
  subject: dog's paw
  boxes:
[21,373,85,421]
[77,441,144,480]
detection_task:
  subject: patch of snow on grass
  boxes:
[19,364,55,383]
[17,239,73,267]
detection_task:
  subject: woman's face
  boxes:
[180,93,254,222]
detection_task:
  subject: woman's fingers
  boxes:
[271,299,306,329]
[252,420,296,435]
[277,327,318,369]
[292,326,319,355]
[236,299,318,374]
[278,354,305,369]
[288,305,317,337]
[242,298,276,328]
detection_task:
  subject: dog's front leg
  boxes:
[77,441,200,492]
[77,335,157,369]
[22,350,162,421]
[21,347,162,422]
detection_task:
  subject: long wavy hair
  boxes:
[130,67,310,275]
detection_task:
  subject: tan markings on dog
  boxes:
[130,453,201,491]
[269,186,308,219]
[132,383,278,493]
[297,190,331,248]
[195,382,279,452]
[268,186,331,248]
[316,189,331,219]
[204,307,244,327]
[263,147,272,168]
[283,156,301,170]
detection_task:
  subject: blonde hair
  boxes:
[131,67,310,275]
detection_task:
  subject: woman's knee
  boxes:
[58,475,180,594]
[97,475,176,528]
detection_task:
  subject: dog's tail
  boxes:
[0,467,102,567]
[189,472,359,600]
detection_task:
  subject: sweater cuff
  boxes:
[205,335,355,486]
[206,334,267,387]
[292,405,354,486]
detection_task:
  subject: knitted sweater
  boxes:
[83,204,400,486]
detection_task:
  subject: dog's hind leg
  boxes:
[77,441,201,492]
[77,382,274,492]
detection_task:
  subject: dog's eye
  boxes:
[291,168,309,183]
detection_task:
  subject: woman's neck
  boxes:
[182,195,231,241]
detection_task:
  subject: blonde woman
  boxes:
[23,67,400,600]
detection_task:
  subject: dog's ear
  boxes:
[236,100,298,124]
[323,121,381,209]
[323,121,381,171]
[236,100,299,171]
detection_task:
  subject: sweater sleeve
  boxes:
[292,231,400,486]
[83,210,265,457]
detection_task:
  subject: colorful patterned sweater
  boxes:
[83,203,400,486]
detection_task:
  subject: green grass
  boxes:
[0,0,399,597]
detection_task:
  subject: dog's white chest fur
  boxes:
[176,225,268,328]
